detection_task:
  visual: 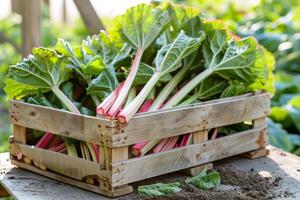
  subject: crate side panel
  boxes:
[111,93,270,147]
[10,101,114,144]
[111,126,267,186]
[12,143,110,181]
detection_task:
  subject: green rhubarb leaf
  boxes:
[82,32,132,68]
[109,4,170,50]
[4,78,46,100]
[155,31,206,75]
[87,68,119,100]
[221,81,249,98]
[7,47,71,90]
[127,62,172,85]
[138,182,181,196]
[196,77,228,100]
[185,169,220,190]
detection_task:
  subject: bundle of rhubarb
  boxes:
[5,3,275,161]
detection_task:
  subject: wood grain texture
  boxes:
[10,143,110,182]
[184,130,210,175]
[73,0,105,34]
[13,125,26,144]
[243,148,270,159]
[9,101,115,144]
[9,158,132,198]
[21,0,41,57]
[110,127,265,186]
[181,163,213,176]
[110,93,270,147]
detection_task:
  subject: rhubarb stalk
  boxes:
[96,82,124,116]
[107,48,143,117]
[36,132,54,149]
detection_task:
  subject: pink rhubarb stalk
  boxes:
[46,136,63,149]
[36,132,54,149]
[49,143,66,152]
[107,48,143,118]
[179,133,192,147]
[152,138,168,153]
[138,99,154,113]
[96,82,124,116]
[160,136,179,152]
[130,141,148,157]
[92,144,100,163]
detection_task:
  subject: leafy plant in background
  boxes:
[168,0,300,155]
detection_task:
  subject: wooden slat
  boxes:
[11,159,132,197]
[11,0,22,15]
[11,143,110,182]
[110,93,270,147]
[73,0,105,34]
[21,0,41,57]
[9,101,114,144]
[181,163,213,176]
[13,125,26,144]
[110,127,265,187]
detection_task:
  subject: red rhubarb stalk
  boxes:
[179,133,192,147]
[152,138,168,153]
[96,82,124,116]
[92,144,100,163]
[160,136,179,152]
[46,136,63,149]
[36,132,54,149]
[49,143,66,152]
[138,99,154,113]
[130,141,148,157]
[107,48,143,118]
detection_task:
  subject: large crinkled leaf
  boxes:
[56,39,106,78]
[185,168,220,190]
[196,77,228,100]
[126,63,172,85]
[109,4,170,50]
[87,68,119,99]
[4,78,47,100]
[7,47,71,89]
[220,81,249,98]
[165,3,203,37]
[82,32,132,68]
[155,31,205,75]
[138,182,181,196]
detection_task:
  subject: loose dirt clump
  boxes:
[120,168,283,200]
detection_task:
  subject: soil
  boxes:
[119,167,288,200]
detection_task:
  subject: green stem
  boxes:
[149,66,190,111]
[91,95,101,106]
[178,93,199,106]
[51,85,80,114]
[124,87,137,108]
[163,68,214,109]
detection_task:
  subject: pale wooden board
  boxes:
[9,101,114,145]
[11,143,110,182]
[111,127,266,186]
[1,147,300,200]
[110,93,270,147]
[10,93,270,148]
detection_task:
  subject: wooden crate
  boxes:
[8,92,270,197]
